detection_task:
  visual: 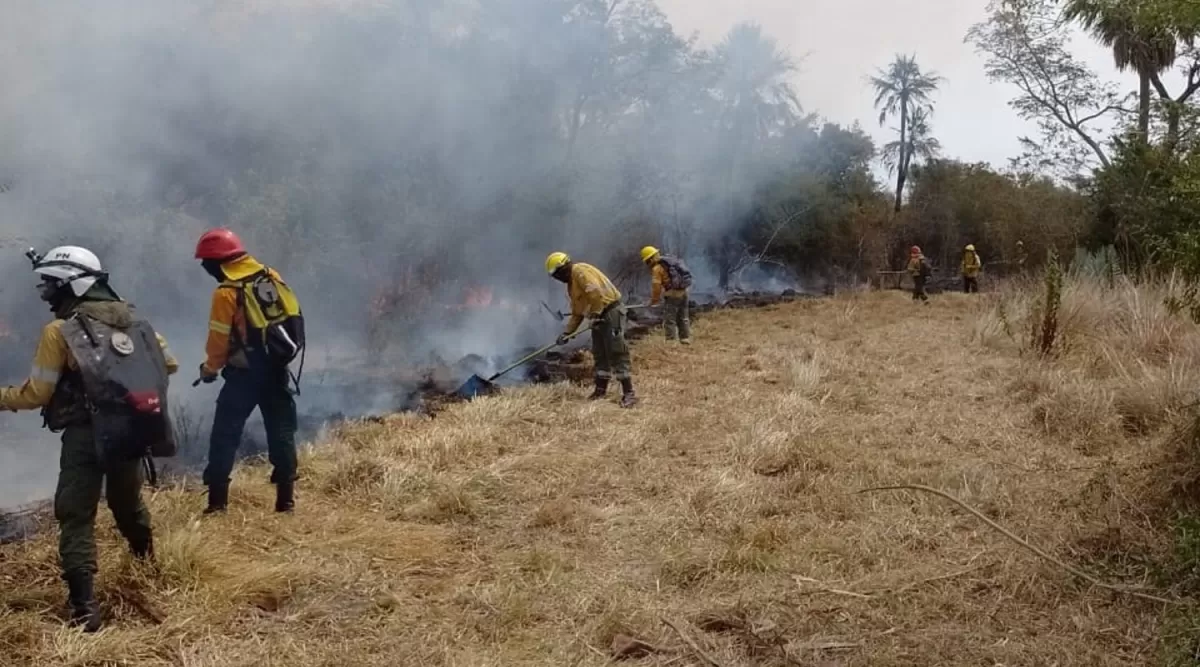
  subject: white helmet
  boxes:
[33,246,105,296]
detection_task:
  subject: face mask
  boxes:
[36,277,60,303]
[201,259,226,281]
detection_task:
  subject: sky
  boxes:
[657,0,1137,171]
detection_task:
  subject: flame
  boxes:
[462,286,493,307]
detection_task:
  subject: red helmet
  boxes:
[910,245,921,255]
[195,228,246,261]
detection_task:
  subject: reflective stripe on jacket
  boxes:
[0,312,178,411]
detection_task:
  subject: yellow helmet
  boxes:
[965,244,975,252]
[640,246,660,264]
[545,252,570,275]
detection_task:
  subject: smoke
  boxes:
[0,0,810,506]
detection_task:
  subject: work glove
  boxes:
[198,363,219,384]
[556,333,571,346]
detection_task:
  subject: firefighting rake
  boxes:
[455,327,588,399]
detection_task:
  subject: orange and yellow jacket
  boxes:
[564,263,621,334]
[0,301,178,411]
[650,263,687,305]
[906,255,926,278]
[202,254,289,374]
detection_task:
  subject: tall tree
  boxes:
[967,0,1123,177]
[870,54,941,211]
[1063,0,1178,142]
[881,107,942,179]
[711,22,801,288]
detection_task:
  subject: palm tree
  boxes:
[881,108,941,176]
[713,23,800,151]
[871,54,941,212]
[712,23,800,288]
[1063,0,1178,142]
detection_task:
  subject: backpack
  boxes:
[659,255,693,291]
[919,257,933,278]
[58,314,176,466]
[227,270,306,368]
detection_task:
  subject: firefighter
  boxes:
[640,246,692,345]
[546,252,637,408]
[906,245,930,303]
[961,244,982,293]
[1015,240,1028,272]
[0,245,178,632]
[195,228,305,515]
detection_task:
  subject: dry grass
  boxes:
[0,286,1191,666]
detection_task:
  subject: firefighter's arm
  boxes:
[0,323,67,411]
[155,333,180,376]
[650,266,664,305]
[202,288,238,375]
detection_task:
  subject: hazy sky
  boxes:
[657,0,1136,171]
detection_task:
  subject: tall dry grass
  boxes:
[975,274,1200,444]
[0,290,1185,665]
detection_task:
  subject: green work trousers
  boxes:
[663,295,691,341]
[592,304,631,381]
[54,425,152,577]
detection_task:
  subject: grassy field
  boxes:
[2,284,1197,666]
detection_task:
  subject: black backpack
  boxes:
[659,255,693,290]
[919,257,933,278]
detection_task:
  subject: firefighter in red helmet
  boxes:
[194,228,305,514]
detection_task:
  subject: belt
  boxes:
[596,300,622,318]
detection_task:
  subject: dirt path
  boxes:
[0,291,1164,666]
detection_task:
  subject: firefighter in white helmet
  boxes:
[0,245,178,632]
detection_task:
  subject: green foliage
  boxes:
[870,54,942,211]
[897,159,1089,273]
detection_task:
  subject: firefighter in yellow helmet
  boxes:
[961,244,982,293]
[0,245,179,632]
[640,246,692,344]
[546,252,637,407]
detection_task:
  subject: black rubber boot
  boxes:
[619,379,638,408]
[64,570,101,633]
[204,483,229,515]
[130,533,154,562]
[275,482,295,513]
[588,378,609,400]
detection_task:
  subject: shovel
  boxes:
[454,327,589,399]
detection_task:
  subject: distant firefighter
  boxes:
[906,245,931,303]
[641,245,693,345]
[546,252,637,408]
[961,244,982,293]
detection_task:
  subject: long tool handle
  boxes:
[485,328,587,382]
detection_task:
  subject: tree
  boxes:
[881,107,942,178]
[870,54,942,212]
[967,0,1124,177]
[710,22,801,288]
[1064,0,1179,141]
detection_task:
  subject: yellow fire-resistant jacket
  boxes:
[202,254,289,374]
[906,255,926,277]
[650,263,686,305]
[0,304,179,411]
[961,251,982,278]
[564,263,621,334]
